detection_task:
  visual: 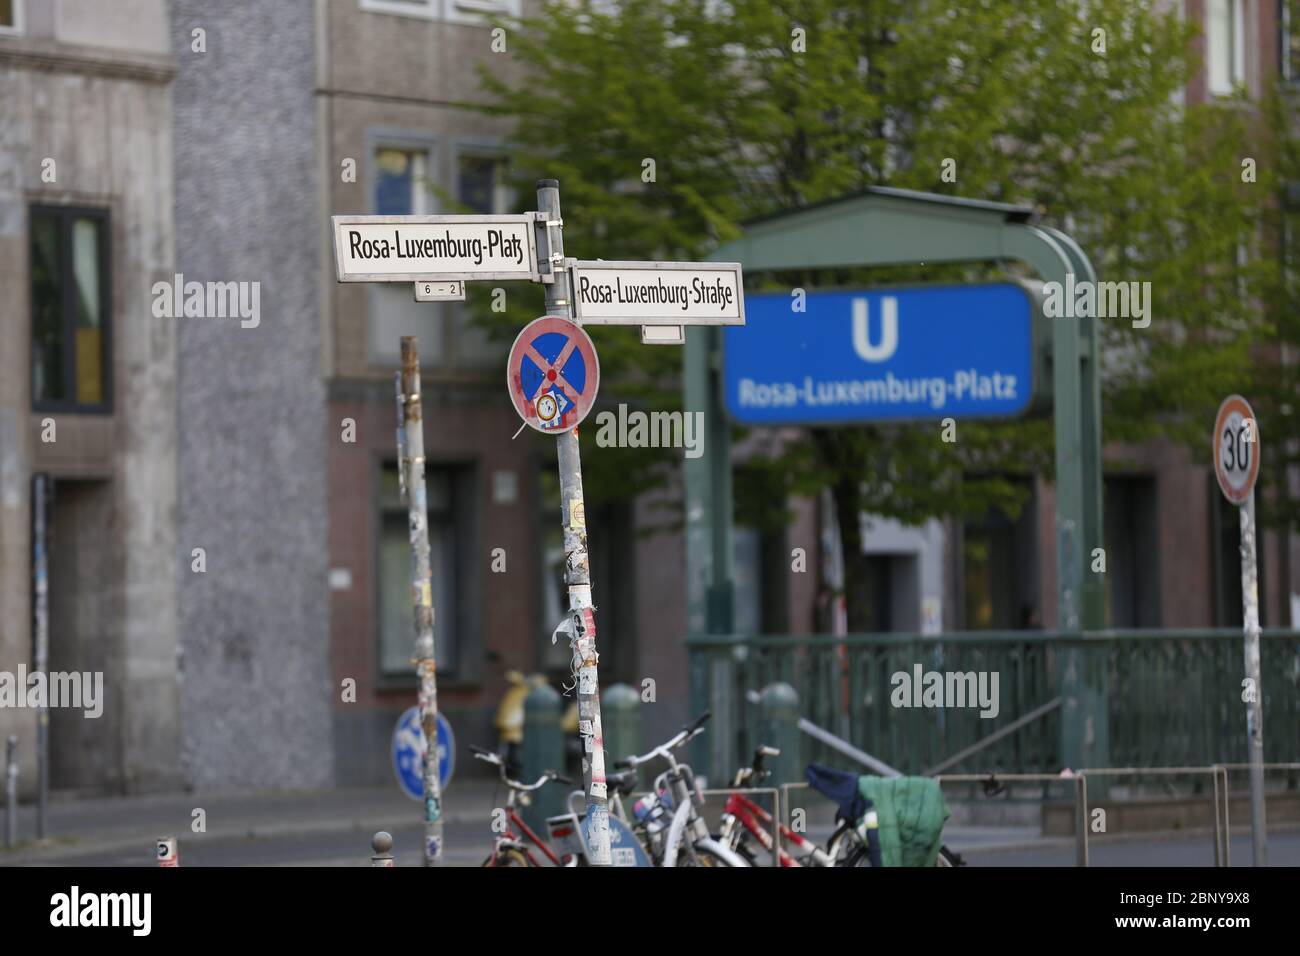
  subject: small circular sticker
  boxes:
[1213,394,1259,505]
[507,316,601,434]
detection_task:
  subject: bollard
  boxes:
[157,836,178,867]
[757,683,801,787]
[371,831,395,866]
[4,736,16,850]
[602,684,641,791]
[520,683,565,834]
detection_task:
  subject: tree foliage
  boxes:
[475,0,1273,628]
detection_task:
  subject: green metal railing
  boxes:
[687,630,1300,781]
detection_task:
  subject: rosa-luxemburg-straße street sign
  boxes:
[569,259,743,344]
[332,214,540,283]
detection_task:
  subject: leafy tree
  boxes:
[475,0,1265,629]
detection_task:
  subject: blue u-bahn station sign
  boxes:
[723,283,1037,425]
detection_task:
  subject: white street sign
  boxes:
[414,280,466,302]
[332,214,539,283]
[570,260,744,326]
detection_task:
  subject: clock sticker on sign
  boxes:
[1213,394,1260,505]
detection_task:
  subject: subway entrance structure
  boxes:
[684,186,1107,777]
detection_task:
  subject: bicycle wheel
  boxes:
[482,847,530,867]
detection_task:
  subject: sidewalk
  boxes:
[0,778,505,865]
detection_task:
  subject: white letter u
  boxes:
[852,296,898,362]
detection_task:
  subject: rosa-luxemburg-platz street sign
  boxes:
[332,214,540,282]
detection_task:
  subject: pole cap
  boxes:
[537,178,560,189]
[372,831,393,854]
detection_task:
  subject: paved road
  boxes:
[5,782,1298,867]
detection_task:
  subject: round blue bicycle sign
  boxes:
[392,707,455,801]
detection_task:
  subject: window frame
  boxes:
[372,456,483,688]
[0,0,24,35]
[29,204,113,415]
[1206,0,1247,96]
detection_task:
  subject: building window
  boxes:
[457,153,508,215]
[30,207,111,413]
[375,147,432,216]
[960,479,1038,630]
[1284,0,1300,82]
[360,0,520,26]
[377,462,460,677]
[0,0,23,33]
[1206,0,1246,96]
[1103,476,1161,627]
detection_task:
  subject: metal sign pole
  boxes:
[32,473,50,840]
[397,338,444,867]
[536,179,611,866]
[1239,488,1267,866]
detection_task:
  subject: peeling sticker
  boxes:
[579,719,593,736]
[570,498,586,528]
[578,668,597,695]
[590,780,607,799]
[578,699,596,718]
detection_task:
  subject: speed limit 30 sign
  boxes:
[1214,394,1259,505]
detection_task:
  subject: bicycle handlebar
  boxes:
[471,746,561,792]
[620,711,711,769]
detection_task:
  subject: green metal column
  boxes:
[684,325,734,781]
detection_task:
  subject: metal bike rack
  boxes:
[1075,766,1228,867]
[1209,761,1300,867]
[934,772,1090,867]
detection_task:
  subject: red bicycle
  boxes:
[472,745,573,867]
[716,746,863,867]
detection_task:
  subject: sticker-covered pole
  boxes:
[398,337,444,867]
[537,179,611,866]
[1239,488,1267,866]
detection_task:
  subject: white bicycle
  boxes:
[619,712,750,867]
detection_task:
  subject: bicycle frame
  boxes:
[487,803,563,867]
[720,791,836,867]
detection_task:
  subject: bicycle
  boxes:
[717,745,869,867]
[471,744,574,867]
[546,766,654,866]
[617,711,750,867]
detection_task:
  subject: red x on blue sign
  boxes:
[507,316,601,433]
